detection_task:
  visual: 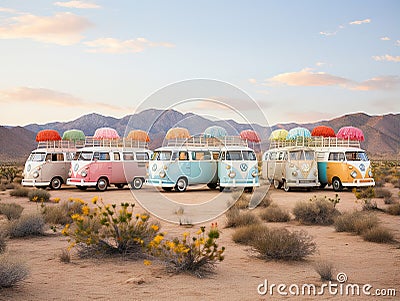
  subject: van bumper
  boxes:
[220,178,260,188]
[285,179,320,188]
[145,179,175,187]
[66,178,97,187]
[22,179,50,187]
[342,179,375,187]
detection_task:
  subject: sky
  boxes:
[0,0,399,128]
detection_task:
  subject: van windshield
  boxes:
[74,151,93,161]
[242,151,256,161]
[28,152,46,162]
[152,151,172,161]
[345,151,368,161]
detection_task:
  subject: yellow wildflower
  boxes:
[153,234,164,244]
[150,224,159,232]
[53,197,60,203]
[143,260,152,266]
[91,196,99,204]
[82,205,90,216]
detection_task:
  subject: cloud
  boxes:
[0,12,92,45]
[84,37,175,53]
[319,30,338,37]
[265,69,400,91]
[372,54,400,62]
[248,78,257,84]
[0,87,130,112]
[0,7,18,13]
[380,37,390,41]
[396,40,400,46]
[54,1,100,9]
[349,18,371,25]
[267,68,351,88]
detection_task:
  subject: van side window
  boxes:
[123,152,134,161]
[99,152,110,161]
[270,152,277,160]
[56,153,64,161]
[242,151,256,161]
[113,152,120,161]
[179,151,188,160]
[192,151,211,160]
[329,152,345,161]
[278,152,285,160]
[212,152,219,160]
[136,152,149,161]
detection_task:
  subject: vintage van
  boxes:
[22,141,78,189]
[262,146,319,192]
[218,145,260,192]
[315,146,375,191]
[146,137,219,192]
[66,138,151,191]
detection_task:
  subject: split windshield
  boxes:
[74,151,93,161]
[28,152,46,162]
[152,151,172,161]
[345,151,368,161]
[289,150,315,161]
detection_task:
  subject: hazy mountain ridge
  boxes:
[1,111,399,162]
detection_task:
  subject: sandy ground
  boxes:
[0,184,399,301]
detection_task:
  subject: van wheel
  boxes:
[207,183,217,190]
[273,180,282,189]
[132,178,143,190]
[50,177,62,190]
[96,177,108,192]
[175,177,188,192]
[283,181,290,192]
[332,178,343,192]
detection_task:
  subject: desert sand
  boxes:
[0,184,399,301]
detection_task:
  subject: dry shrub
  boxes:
[42,201,83,225]
[314,260,334,281]
[252,228,317,261]
[231,191,250,209]
[374,188,392,199]
[232,224,268,245]
[362,227,394,244]
[28,189,50,202]
[384,198,395,205]
[0,203,24,220]
[59,249,71,263]
[6,214,45,238]
[0,234,6,254]
[0,255,29,288]
[225,206,260,228]
[9,187,30,198]
[249,190,272,208]
[334,211,379,234]
[293,197,340,225]
[386,203,400,216]
[259,204,291,222]
[354,187,375,199]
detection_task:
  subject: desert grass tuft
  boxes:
[362,227,394,244]
[9,187,30,198]
[293,196,340,225]
[0,203,24,220]
[225,206,260,228]
[232,224,268,245]
[0,234,6,254]
[259,204,291,222]
[386,203,400,216]
[249,190,272,208]
[0,255,29,288]
[59,248,71,263]
[6,213,45,238]
[314,260,334,281]
[28,189,50,202]
[334,211,379,235]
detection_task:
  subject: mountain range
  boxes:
[0,109,399,162]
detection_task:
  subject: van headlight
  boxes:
[33,171,39,178]
[226,164,231,170]
[81,170,87,177]
[292,171,298,177]
[159,170,166,178]
[228,171,236,178]
[350,171,357,178]
[251,170,257,177]
[368,170,373,177]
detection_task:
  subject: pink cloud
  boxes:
[84,37,175,53]
[54,1,100,9]
[372,54,400,63]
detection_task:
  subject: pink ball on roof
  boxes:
[93,127,120,139]
[337,126,364,141]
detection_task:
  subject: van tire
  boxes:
[273,180,282,189]
[332,178,343,192]
[283,181,291,192]
[132,177,143,190]
[96,177,108,192]
[207,183,217,190]
[50,177,62,190]
[175,177,188,192]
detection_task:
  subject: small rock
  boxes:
[125,277,145,285]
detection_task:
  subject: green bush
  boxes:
[7,214,45,238]
[0,255,29,288]
[28,189,50,202]
[252,228,317,261]
[293,196,340,225]
[232,224,268,245]
[362,227,394,243]
[386,203,400,215]
[334,211,379,234]
[62,197,160,258]
[0,203,24,220]
[259,204,291,222]
[225,206,260,228]
[10,187,30,198]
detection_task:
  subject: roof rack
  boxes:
[84,137,148,149]
[164,136,248,148]
[37,140,85,150]
[269,137,361,149]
